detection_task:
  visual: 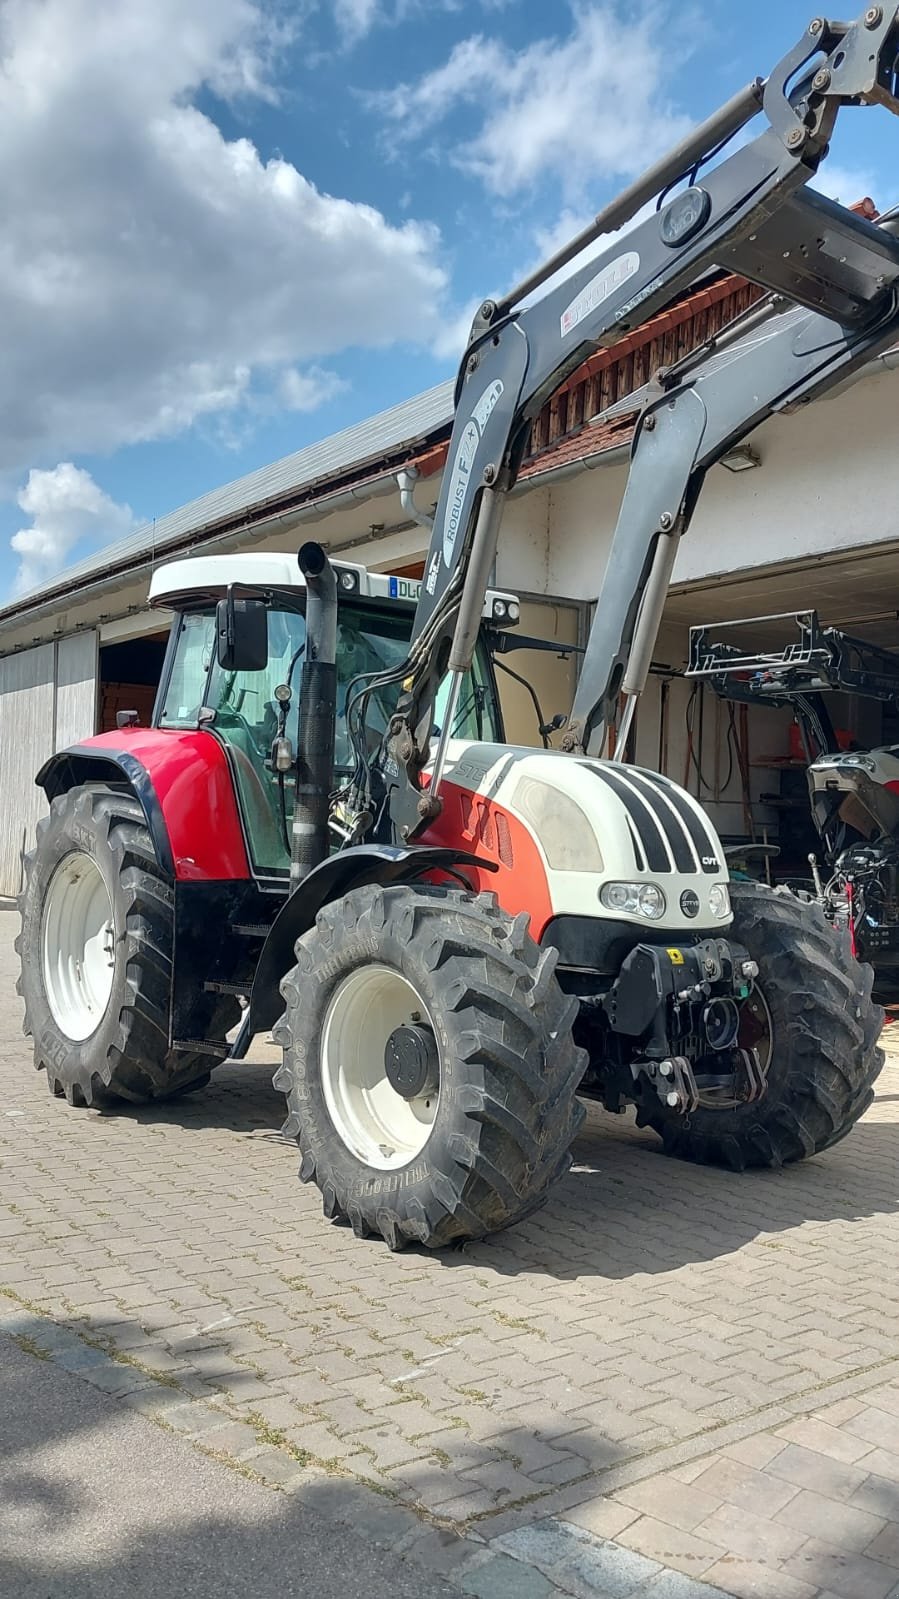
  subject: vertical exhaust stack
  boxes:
[292,542,337,886]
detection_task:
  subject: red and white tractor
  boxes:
[19,7,898,1246]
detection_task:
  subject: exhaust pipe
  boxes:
[292,542,337,886]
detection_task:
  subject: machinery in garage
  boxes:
[17,7,899,1248]
[689,608,899,986]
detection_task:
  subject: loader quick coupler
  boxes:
[602,939,763,1115]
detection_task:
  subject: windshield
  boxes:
[157,597,500,873]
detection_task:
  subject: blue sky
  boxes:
[0,0,894,598]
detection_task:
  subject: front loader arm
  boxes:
[564,222,899,756]
[383,7,899,832]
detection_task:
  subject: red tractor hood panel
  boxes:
[76,729,250,881]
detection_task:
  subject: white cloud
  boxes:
[431,296,482,362]
[333,0,380,42]
[278,365,349,410]
[0,0,446,476]
[11,465,135,596]
[371,4,692,199]
[332,0,513,45]
[809,164,878,208]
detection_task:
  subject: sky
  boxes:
[0,0,894,599]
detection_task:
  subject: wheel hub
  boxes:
[384,1025,440,1100]
[320,964,441,1170]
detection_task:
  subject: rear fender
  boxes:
[249,844,496,1032]
[37,730,250,881]
[38,746,176,876]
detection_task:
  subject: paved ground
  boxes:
[2,903,899,1599]
[0,1335,458,1598]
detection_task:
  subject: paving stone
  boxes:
[193,1419,263,1458]
[843,1408,899,1453]
[702,1554,818,1599]
[459,1553,556,1598]
[561,1495,640,1542]
[866,1522,899,1568]
[616,1515,725,1580]
[495,1518,663,1599]
[719,1437,788,1471]
[814,1398,867,1428]
[612,1475,723,1534]
[781,1538,899,1599]
[527,1456,591,1487]
[694,1500,808,1565]
[862,1451,899,1485]
[391,1522,491,1575]
[775,1416,875,1465]
[774,1486,884,1552]
[689,1458,799,1520]
[767,1442,870,1500]
[633,1574,734,1599]
[863,1387,899,1421]
[851,1473,899,1524]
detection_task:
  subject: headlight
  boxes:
[709,882,731,920]
[600,881,666,920]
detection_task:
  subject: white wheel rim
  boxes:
[321,964,440,1170]
[41,852,116,1042]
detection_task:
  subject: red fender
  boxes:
[38,729,251,882]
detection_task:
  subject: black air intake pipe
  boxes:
[292,542,337,886]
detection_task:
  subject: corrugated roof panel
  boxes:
[7,379,454,613]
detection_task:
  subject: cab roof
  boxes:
[148,551,519,624]
[148,552,418,608]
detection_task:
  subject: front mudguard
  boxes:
[248,843,497,1033]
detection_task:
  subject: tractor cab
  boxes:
[147,552,512,878]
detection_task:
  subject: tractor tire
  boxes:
[639,880,884,1170]
[273,884,586,1250]
[17,784,240,1107]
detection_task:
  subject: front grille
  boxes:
[580,763,721,875]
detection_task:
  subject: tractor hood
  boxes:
[421,741,732,939]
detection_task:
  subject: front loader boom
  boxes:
[382,5,899,834]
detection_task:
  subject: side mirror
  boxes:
[215,590,268,671]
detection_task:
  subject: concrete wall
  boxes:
[500,362,899,604]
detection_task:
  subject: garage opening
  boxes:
[98,634,169,732]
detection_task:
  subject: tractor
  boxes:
[18,7,899,1247]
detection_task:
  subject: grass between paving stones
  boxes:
[490,1311,546,1339]
[0,1285,469,1526]
[11,1270,899,1544]
[10,1332,52,1361]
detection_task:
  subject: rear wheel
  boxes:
[274,884,586,1249]
[640,881,884,1168]
[17,784,239,1106]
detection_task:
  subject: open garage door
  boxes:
[642,538,899,880]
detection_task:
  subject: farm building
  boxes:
[2,227,899,897]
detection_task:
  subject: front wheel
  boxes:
[639,881,884,1169]
[273,885,586,1249]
